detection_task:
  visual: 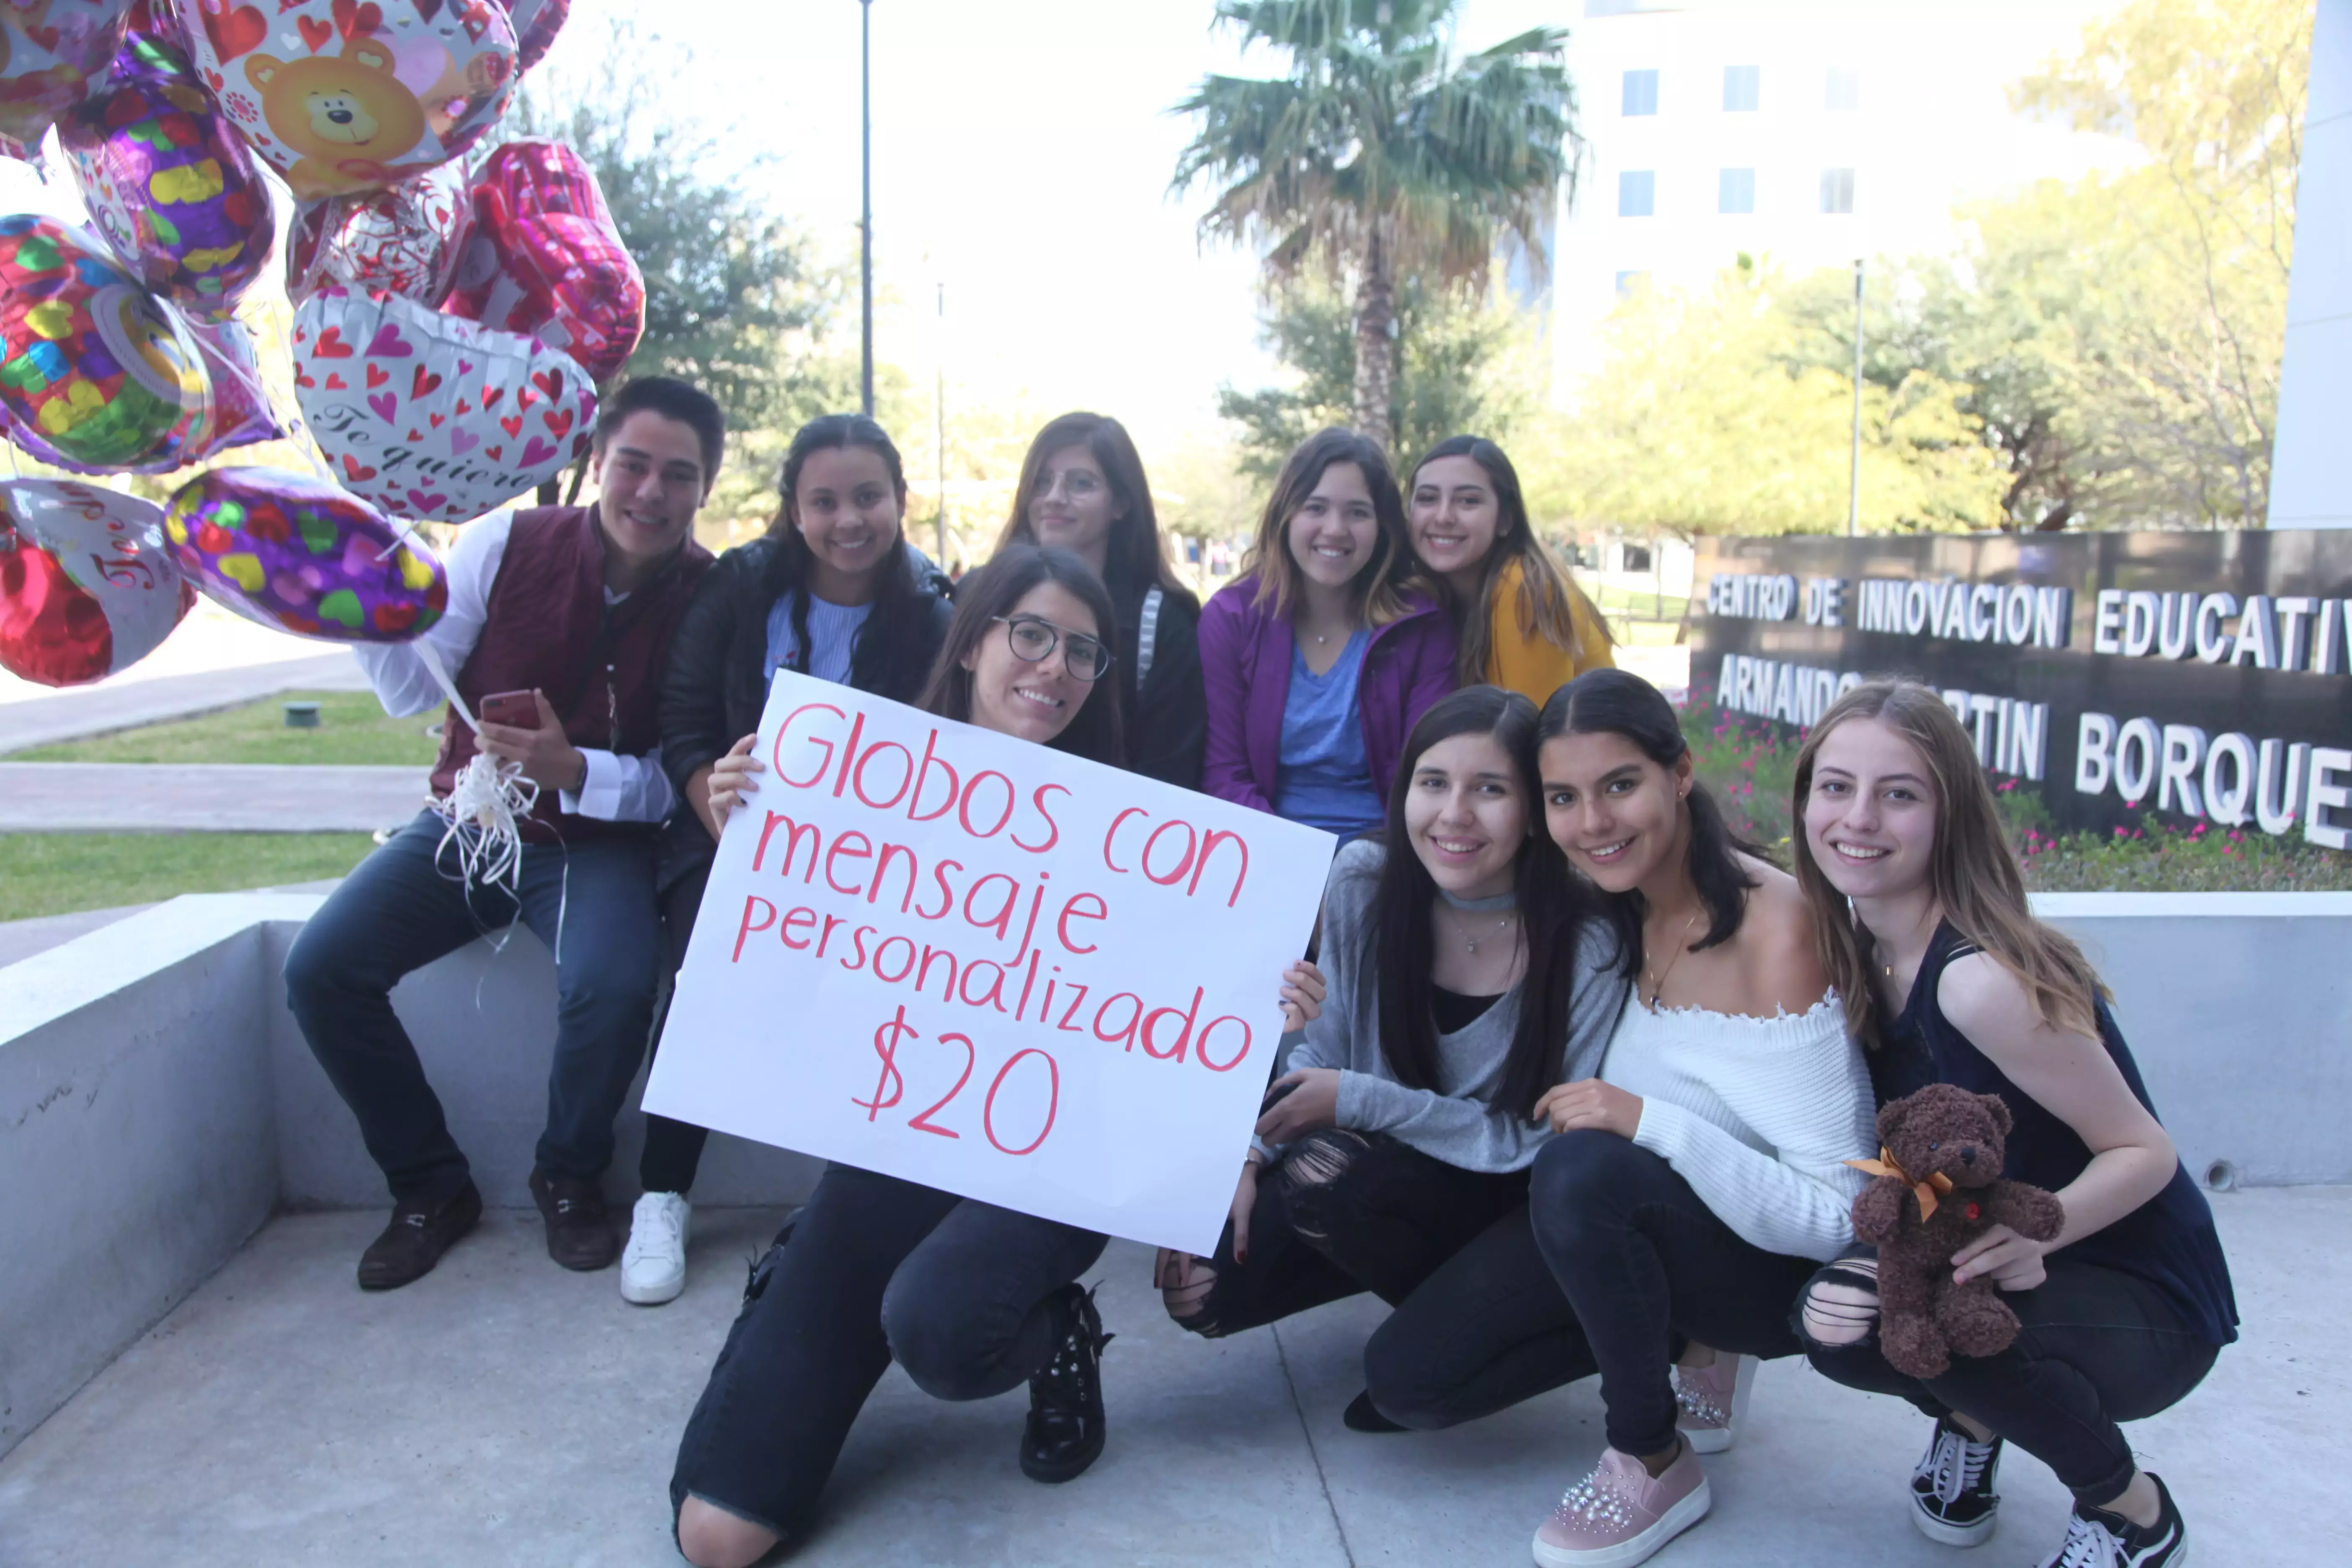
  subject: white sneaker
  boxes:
[620,1191,690,1305]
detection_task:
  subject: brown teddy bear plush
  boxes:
[1847,1083,2066,1379]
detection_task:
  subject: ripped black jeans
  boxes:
[1798,1248,2220,1506]
[1161,1129,1530,1340]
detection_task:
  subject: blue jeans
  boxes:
[283,809,663,1204]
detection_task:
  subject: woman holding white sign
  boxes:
[627,414,955,1307]
[668,544,1326,1568]
[1158,686,1628,1431]
[1200,428,1458,838]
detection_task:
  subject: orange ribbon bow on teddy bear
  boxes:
[1844,1147,1955,1221]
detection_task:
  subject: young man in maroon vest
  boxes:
[285,377,721,1290]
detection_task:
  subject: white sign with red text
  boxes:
[645,671,1337,1254]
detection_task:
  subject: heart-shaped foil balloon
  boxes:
[499,0,567,74]
[162,464,446,641]
[0,214,215,472]
[287,160,472,305]
[291,286,596,524]
[444,138,642,384]
[0,0,135,163]
[0,477,191,685]
[171,0,518,202]
[61,26,279,320]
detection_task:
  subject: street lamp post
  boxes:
[1847,257,1864,537]
[859,0,874,418]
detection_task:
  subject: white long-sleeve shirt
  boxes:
[352,510,677,823]
[1599,994,1875,1261]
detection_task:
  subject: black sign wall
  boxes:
[1690,531,2352,845]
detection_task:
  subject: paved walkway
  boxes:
[0,651,370,755]
[0,1190,2330,1566]
[0,763,426,831]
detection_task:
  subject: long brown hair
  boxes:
[995,412,1192,606]
[917,544,1125,767]
[1410,435,1612,685]
[1792,679,2107,1047]
[1241,428,1418,624]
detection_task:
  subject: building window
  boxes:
[1826,66,1861,111]
[1723,64,1760,112]
[1820,167,1855,214]
[1622,68,1658,116]
[1718,168,1755,214]
[1622,543,1655,573]
[1614,270,1649,297]
[1618,170,1655,218]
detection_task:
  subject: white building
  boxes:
[1542,0,2137,382]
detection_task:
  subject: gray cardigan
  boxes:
[1276,839,1630,1172]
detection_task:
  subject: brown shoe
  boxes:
[529,1167,619,1271]
[357,1182,482,1291]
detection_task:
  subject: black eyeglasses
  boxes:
[991,614,1112,681]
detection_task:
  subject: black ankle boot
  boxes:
[1021,1282,1112,1483]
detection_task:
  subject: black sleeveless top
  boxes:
[1868,922,2237,1345]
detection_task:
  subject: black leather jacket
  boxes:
[655,536,952,890]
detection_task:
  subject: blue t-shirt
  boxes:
[764,592,874,686]
[1274,629,1383,836]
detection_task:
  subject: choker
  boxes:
[1437,887,1516,913]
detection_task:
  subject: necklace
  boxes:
[1445,906,1515,954]
[1642,908,1703,1007]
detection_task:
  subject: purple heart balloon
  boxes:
[161,467,447,643]
[61,28,277,322]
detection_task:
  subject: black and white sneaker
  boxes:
[2038,1473,2187,1567]
[1911,1416,2003,1547]
[1021,1282,1112,1483]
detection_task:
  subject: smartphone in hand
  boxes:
[478,689,540,730]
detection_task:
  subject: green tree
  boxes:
[1525,263,2009,539]
[1216,273,1539,479]
[511,21,857,464]
[1171,0,1575,451]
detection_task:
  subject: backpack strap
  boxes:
[1136,586,1164,686]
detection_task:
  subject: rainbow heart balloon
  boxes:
[162,465,446,641]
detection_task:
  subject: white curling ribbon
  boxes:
[429,750,539,904]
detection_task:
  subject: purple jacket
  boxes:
[1198,576,1460,816]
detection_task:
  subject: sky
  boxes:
[0,0,2138,459]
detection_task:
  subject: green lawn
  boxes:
[0,832,377,921]
[15,690,440,767]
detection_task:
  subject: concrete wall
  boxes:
[4,888,2349,1463]
[2267,0,2352,526]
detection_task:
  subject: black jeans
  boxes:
[1168,1129,1530,1340]
[282,810,663,1203]
[1800,1250,2219,1506]
[638,857,712,1195]
[1367,1129,1818,1456]
[670,1163,1107,1543]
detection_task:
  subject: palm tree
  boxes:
[1172,0,1578,452]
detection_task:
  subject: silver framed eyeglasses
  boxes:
[991,615,1112,681]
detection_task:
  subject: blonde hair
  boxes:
[1791,678,2108,1047]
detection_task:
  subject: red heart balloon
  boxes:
[444,139,644,383]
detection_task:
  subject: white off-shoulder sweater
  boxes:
[1597,995,1875,1261]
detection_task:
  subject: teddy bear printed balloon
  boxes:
[293,284,594,524]
[0,476,191,684]
[62,26,278,320]
[287,157,470,304]
[0,214,214,470]
[163,463,446,640]
[0,0,136,161]
[172,0,517,202]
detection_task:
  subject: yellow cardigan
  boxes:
[1483,557,1615,707]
